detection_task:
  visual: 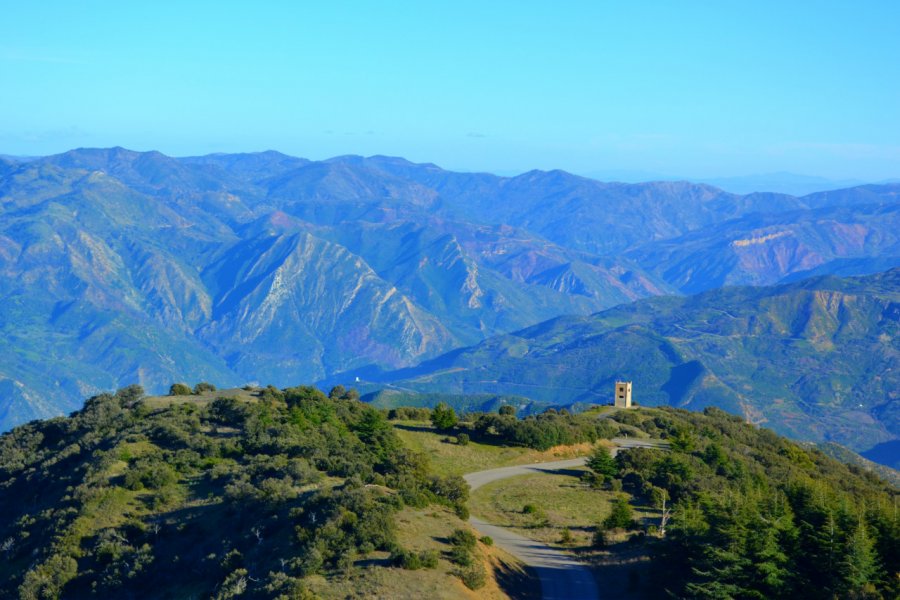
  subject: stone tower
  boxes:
[614,381,633,408]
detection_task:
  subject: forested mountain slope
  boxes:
[367,269,900,460]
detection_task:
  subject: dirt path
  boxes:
[463,439,666,600]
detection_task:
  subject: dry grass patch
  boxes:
[142,387,260,409]
[393,421,595,477]
[306,506,521,599]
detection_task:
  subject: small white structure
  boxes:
[614,381,633,408]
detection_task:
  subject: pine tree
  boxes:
[430,402,458,430]
[842,519,880,597]
[586,445,617,479]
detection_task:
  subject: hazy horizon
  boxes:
[2,146,895,195]
[3,2,900,180]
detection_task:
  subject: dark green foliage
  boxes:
[604,497,635,530]
[456,433,470,446]
[391,548,439,570]
[456,563,487,590]
[115,384,145,408]
[193,382,216,394]
[479,536,493,546]
[0,385,465,599]
[586,445,617,478]
[430,402,458,430]
[386,406,432,421]
[446,527,480,574]
[498,405,516,416]
[468,409,617,450]
[607,407,900,600]
[449,528,477,550]
[168,382,191,396]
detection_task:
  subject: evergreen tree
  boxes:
[430,403,458,430]
[842,519,880,597]
[586,445,617,479]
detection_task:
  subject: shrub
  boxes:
[457,564,487,590]
[419,549,439,569]
[193,382,216,394]
[479,536,493,546]
[560,527,574,545]
[522,503,548,526]
[457,433,470,446]
[169,383,191,396]
[449,529,477,550]
[586,445,617,478]
[431,402,458,430]
[604,496,634,530]
[387,407,431,421]
[448,545,473,566]
[391,549,422,570]
[592,527,607,548]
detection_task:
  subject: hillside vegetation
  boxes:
[0,386,898,599]
[404,404,899,599]
[601,407,899,599]
[370,269,900,460]
[0,386,498,599]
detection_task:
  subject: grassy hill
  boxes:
[394,405,899,599]
[0,386,526,599]
[0,385,898,598]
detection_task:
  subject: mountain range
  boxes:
[1,147,899,443]
[354,269,900,465]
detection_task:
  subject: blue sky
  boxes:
[2,1,899,179]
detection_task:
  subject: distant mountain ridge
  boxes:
[1,147,899,432]
[356,269,900,462]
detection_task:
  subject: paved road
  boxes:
[463,439,666,600]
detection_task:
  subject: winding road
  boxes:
[463,438,666,600]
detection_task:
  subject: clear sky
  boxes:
[2,1,899,180]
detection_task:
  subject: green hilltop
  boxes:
[0,387,897,598]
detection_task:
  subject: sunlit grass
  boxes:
[392,420,592,477]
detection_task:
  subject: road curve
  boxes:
[463,439,666,600]
[465,458,597,600]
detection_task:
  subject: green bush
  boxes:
[448,545,473,567]
[586,445,617,478]
[391,549,422,570]
[457,564,487,590]
[419,549,439,569]
[457,433,470,446]
[193,382,216,394]
[449,529,477,550]
[431,402,458,430]
[479,536,493,546]
[604,496,634,530]
[168,383,191,396]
